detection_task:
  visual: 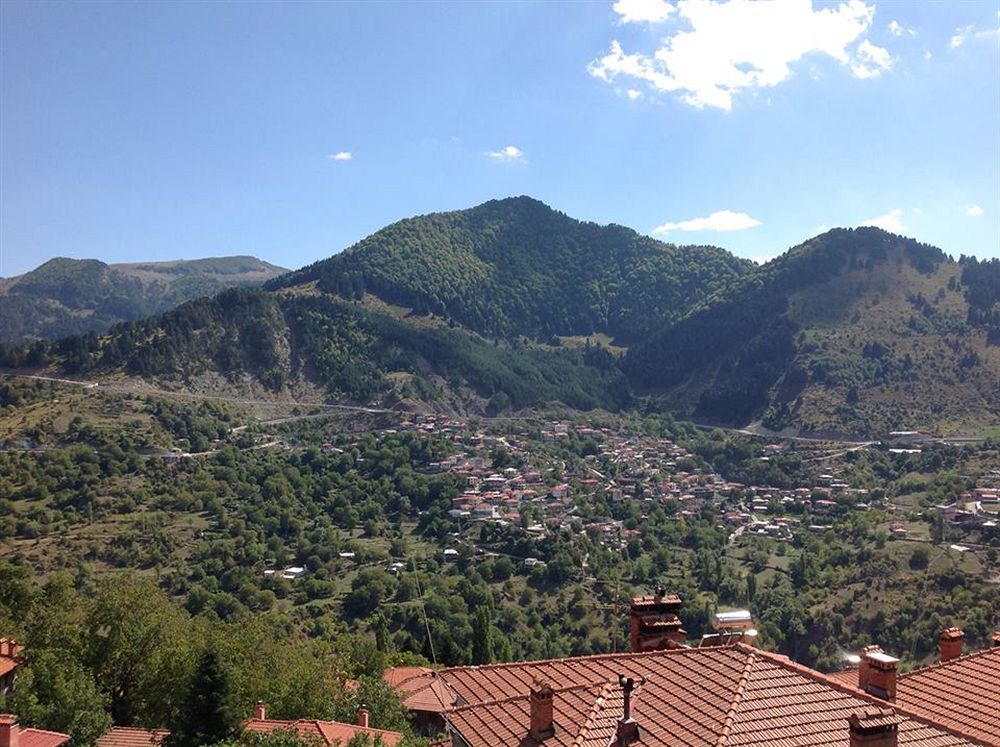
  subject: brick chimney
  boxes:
[253,701,266,720]
[615,676,640,746]
[848,707,899,747]
[629,589,686,653]
[529,680,554,741]
[939,627,964,663]
[858,647,898,701]
[0,714,20,747]
[356,705,369,729]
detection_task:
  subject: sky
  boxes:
[1,0,998,278]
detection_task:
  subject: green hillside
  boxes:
[626,228,1000,436]
[270,196,752,343]
[0,255,288,343]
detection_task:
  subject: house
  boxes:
[0,714,70,747]
[393,596,999,747]
[245,702,404,746]
[0,639,24,696]
[96,727,169,747]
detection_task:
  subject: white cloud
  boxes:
[887,20,914,37]
[851,39,894,78]
[861,208,906,233]
[589,0,890,110]
[328,152,352,161]
[486,145,525,162]
[966,204,984,217]
[651,209,762,235]
[924,50,933,60]
[950,22,998,49]
[613,0,675,23]
[626,88,644,100]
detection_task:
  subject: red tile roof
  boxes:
[435,645,985,747]
[245,717,403,746]
[18,728,72,747]
[896,645,1000,745]
[95,727,169,747]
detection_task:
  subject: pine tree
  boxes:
[471,607,494,665]
[169,647,238,747]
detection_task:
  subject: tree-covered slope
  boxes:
[1,287,631,414]
[0,255,288,343]
[626,228,1000,436]
[269,196,752,343]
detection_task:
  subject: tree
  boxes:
[909,546,930,570]
[169,647,239,747]
[471,607,494,665]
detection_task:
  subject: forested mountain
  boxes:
[269,196,752,342]
[1,202,996,436]
[626,228,1000,436]
[0,255,287,343]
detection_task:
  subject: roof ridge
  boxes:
[570,681,620,747]
[437,642,735,676]
[714,648,756,747]
[444,682,606,714]
[898,643,1000,679]
[740,645,993,746]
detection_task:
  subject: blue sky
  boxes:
[1,0,997,277]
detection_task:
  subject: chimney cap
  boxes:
[864,651,899,667]
[939,627,964,640]
[848,707,900,733]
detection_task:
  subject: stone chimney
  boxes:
[939,627,964,663]
[858,647,898,701]
[615,676,640,746]
[356,706,369,729]
[253,701,266,720]
[529,680,555,741]
[628,589,686,653]
[848,707,899,747]
[0,714,19,747]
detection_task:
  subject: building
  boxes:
[0,714,70,747]
[0,639,25,697]
[245,702,404,746]
[387,597,1000,747]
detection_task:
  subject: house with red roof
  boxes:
[245,702,404,746]
[0,714,70,747]
[0,640,25,697]
[385,594,1000,747]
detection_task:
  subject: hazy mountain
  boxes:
[0,255,288,343]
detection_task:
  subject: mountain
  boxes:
[0,255,288,343]
[1,202,996,436]
[269,196,752,343]
[626,228,1000,436]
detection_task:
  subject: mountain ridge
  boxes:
[0,255,288,343]
[1,199,996,437]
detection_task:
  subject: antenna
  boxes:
[411,556,437,665]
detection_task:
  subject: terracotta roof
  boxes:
[437,645,984,747]
[95,727,169,747]
[382,666,434,689]
[18,728,72,747]
[245,717,404,746]
[896,645,1000,745]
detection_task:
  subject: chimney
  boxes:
[615,676,640,746]
[356,705,369,729]
[858,647,898,701]
[629,591,686,653]
[253,701,266,720]
[848,707,899,747]
[939,627,964,663]
[0,714,20,747]
[528,680,554,741]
